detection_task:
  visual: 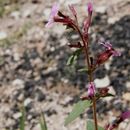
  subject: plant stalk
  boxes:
[92,97,98,130]
[74,23,98,130]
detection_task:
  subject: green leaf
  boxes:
[40,114,48,130]
[67,55,75,65]
[64,100,91,126]
[20,106,25,130]
[78,67,88,72]
[67,48,82,66]
[86,120,104,130]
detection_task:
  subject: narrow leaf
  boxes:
[20,106,25,130]
[65,100,91,126]
[67,48,82,66]
[100,93,114,98]
[67,55,74,65]
[78,67,88,72]
[86,120,104,130]
[40,114,48,130]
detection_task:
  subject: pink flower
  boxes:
[87,82,96,97]
[121,111,130,120]
[87,2,93,15]
[105,110,130,130]
[99,41,121,56]
[45,3,59,28]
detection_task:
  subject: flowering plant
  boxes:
[46,1,130,130]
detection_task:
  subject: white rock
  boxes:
[123,93,130,101]
[18,93,24,101]
[12,79,24,88]
[24,98,32,107]
[107,17,119,24]
[5,49,12,55]
[6,118,15,126]
[13,53,20,61]
[10,11,20,19]
[13,112,22,119]
[94,75,110,88]
[0,31,7,40]
[65,0,81,5]
[126,81,130,89]
[95,6,107,14]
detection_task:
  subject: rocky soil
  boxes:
[0,0,130,130]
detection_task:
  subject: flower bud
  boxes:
[87,2,93,15]
[96,50,113,65]
[87,82,96,98]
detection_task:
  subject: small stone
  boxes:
[94,75,110,88]
[6,118,15,127]
[13,112,22,120]
[24,98,32,107]
[27,114,33,120]
[22,9,32,18]
[17,93,24,101]
[126,81,130,89]
[0,31,7,40]
[107,17,119,24]
[123,93,130,101]
[59,96,72,105]
[5,49,12,56]
[10,11,20,19]
[65,0,81,5]
[32,124,40,130]
[95,6,107,14]
[12,79,24,89]
[13,53,20,61]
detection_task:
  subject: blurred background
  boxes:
[0,0,130,130]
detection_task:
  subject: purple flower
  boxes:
[105,110,130,130]
[45,3,59,28]
[99,41,121,56]
[87,2,93,15]
[87,82,96,97]
[121,111,130,120]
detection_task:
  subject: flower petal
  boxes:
[99,41,112,50]
[50,3,59,18]
[45,3,59,28]
[111,50,121,56]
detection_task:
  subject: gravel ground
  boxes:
[0,0,130,130]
